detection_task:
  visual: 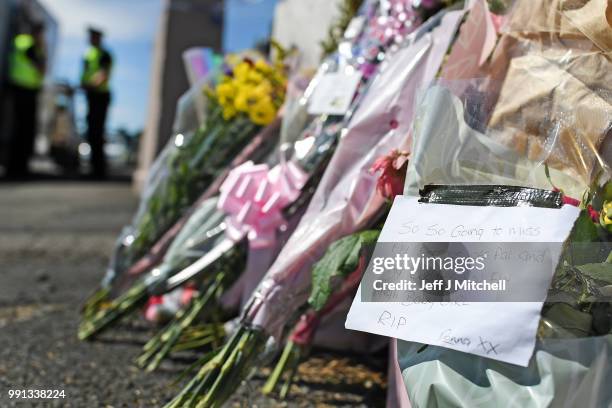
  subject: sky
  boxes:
[38,0,163,133]
[39,0,277,134]
[223,0,277,53]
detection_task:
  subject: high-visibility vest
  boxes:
[9,34,44,90]
[81,46,111,92]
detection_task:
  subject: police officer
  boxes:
[6,23,46,179]
[81,27,112,179]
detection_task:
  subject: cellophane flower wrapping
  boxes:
[102,55,287,294]
[137,72,315,311]
[243,6,467,342]
[397,59,611,408]
[482,0,612,187]
[159,0,430,312]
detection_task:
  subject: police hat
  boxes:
[87,26,104,37]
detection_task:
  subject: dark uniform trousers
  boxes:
[6,84,38,178]
[85,90,110,178]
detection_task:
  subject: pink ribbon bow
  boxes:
[218,161,308,248]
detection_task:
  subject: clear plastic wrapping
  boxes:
[397,335,612,408]
[102,53,279,292]
[480,0,612,186]
[147,0,430,308]
[245,7,467,339]
[405,82,610,199]
[398,78,611,407]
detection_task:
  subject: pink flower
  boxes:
[587,205,600,223]
[371,149,410,200]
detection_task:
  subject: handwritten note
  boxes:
[345,196,580,366]
[308,71,362,116]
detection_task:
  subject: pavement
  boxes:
[0,181,386,407]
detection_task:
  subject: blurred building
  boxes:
[134,0,223,191]
[134,0,342,191]
[272,0,342,70]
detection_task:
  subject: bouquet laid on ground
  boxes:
[395,34,610,405]
[165,3,470,406]
[79,56,287,340]
[110,0,424,376]
[263,149,407,398]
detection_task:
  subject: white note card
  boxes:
[308,71,362,116]
[345,196,580,366]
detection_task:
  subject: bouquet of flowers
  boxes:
[263,149,407,398]
[395,60,610,405]
[79,56,287,340]
[111,0,421,375]
[165,3,468,406]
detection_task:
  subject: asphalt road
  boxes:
[0,181,386,407]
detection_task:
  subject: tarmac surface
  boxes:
[0,181,386,407]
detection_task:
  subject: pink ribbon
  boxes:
[218,161,308,248]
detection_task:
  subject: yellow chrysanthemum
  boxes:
[222,104,237,121]
[233,62,252,81]
[216,82,236,107]
[250,83,272,100]
[254,59,272,74]
[246,69,264,84]
[234,85,255,112]
[248,97,276,125]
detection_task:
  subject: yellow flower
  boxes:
[216,82,236,107]
[251,83,272,100]
[234,85,255,112]
[233,62,252,81]
[248,97,276,125]
[601,201,612,232]
[222,104,237,121]
[247,69,264,84]
[255,59,272,74]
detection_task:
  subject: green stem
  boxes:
[81,287,110,318]
[165,327,246,408]
[140,278,223,371]
[78,281,148,340]
[280,353,301,400]
[198,329,266,408]
[262,340,296,395]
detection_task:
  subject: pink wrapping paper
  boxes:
[440,0,499,80]
[387,339,412,408]
[244,9,466,340]
[218,161,308,248]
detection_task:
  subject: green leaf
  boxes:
[308,230,380,311]
[566,210,602,265]
[576,263,612,285]
[541,303,592,337]
[591,179,612,210]
[571,210,600,242]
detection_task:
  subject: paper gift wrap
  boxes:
[488,50,611,182]
[487,0,612,184]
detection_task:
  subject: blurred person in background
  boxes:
[81,27,112,180]
[6,23,46,179]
